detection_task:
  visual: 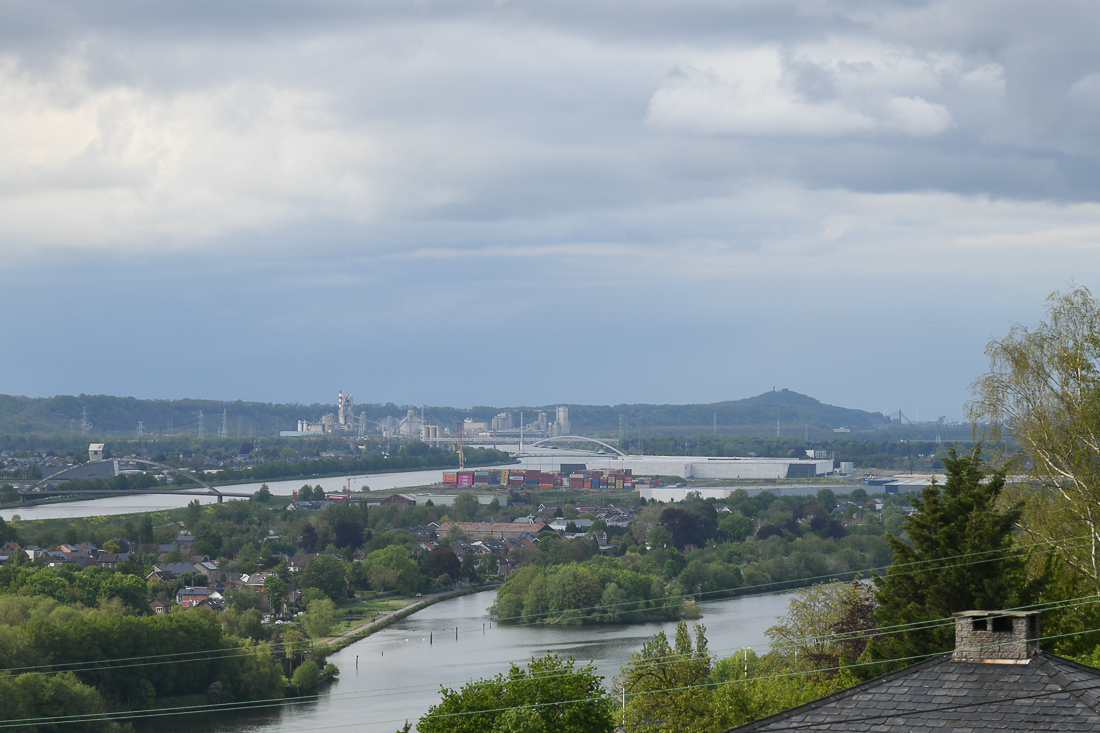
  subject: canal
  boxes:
[138,588,795,733]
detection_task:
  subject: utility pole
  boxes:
[136,421,144,438]
[714,412,717,434]
[80,407,90,436]
[219,409,228,439]
[519,411,524,450]
[776,419,780,437]
[237,415,242,439]
[198,410,205,439]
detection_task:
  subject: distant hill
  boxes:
[0,389,887,438]
[565,389,889,435]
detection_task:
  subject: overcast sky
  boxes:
[2,0,1098,420]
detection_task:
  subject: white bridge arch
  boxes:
[525,435,625,457]
[31,458,222,495]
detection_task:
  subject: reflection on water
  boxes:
[138,588,794,733]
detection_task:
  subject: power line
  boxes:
[4,622,1099,732]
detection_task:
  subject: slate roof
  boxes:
[725,651,1100,732]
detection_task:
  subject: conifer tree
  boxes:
[872,446,1043,665]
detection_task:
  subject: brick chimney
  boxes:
[953,611,1041,663]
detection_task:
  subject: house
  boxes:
[723,610,1100,731]
[176,587,211,609]
[194,560,220,577]
[436,522,551,540]
[149,597,172,615]
[241,572,272,590]
[549,518,594,532]
[146,561,202,581]
[286,554,313,573]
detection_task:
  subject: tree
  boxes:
[186,499,202,529]
[300,555,347,601]
[419,653,613,733]
[303,598,338,637]
[264,575,288,616]
[300,523,318,553]
[254,484,272,503]
[871,447,1041,664]
[616,621,711,733]
[717,514,754,543]
[365,545,424,595]
[460,550,480,583]
[815,488,837,510]
[454,492,479,521]
[970,286,1100,594]
[429,548,461,579]
[333,518,364,550]
[765,579,877,674]
[139,515,154,546]
[291,659,321,692]
[660,507,701,551]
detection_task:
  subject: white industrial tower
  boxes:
[219,408,228,438]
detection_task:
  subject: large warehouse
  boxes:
[608,456,835,480]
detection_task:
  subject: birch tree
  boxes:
[969,286,1100,588]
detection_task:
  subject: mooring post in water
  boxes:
[430,631,433,645]
[356,655,359,670]
[483,623,485,634]
[456,627,458,640]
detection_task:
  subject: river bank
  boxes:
[136,587,797,733]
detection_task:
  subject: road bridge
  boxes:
[516,436,625,457]
[27,459,241,503]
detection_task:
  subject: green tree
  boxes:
[138,516,154,546]
[291,659,321,692]
[300,555,347,601]
[815,488,837,510]
[254,484,272,503]
[872,447,1041,665]
[970,286,1100,603]
[303,598,338,638]
[364,545,424,595]
[454,492,479,521]
[616,621,711,733]
[765,579,877,673]
[0,671,105,733]
[186,499,202,530]
[419,653,613,733]
[264,576,288,616]
[717,514,754,543]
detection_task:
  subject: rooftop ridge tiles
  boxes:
[723,652,1100,732]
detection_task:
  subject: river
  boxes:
[138,588,794,733]
[0,450,609,522]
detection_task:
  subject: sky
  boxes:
[2,0,1099,421]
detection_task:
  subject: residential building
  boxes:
[723,610,1100,731]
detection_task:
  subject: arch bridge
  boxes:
[27,459,248,503]
[523,435,625,457]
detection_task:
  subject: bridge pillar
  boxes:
[217,495,223,504]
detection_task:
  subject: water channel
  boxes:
[0,450,606,522]
[138,588,795,733]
